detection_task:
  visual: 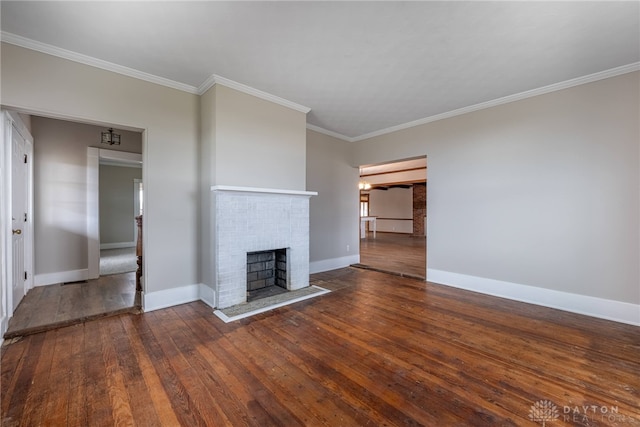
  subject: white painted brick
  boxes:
[211,189,313,309]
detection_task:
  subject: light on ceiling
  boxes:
[101,128,121,145]
[358,181,371,190]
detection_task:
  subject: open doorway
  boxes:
[98,158,143,277]
[356,156,427,279]
[3,116,144,338]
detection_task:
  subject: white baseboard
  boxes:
[34,269,89,286]
[310,255,360,274]
[144,283,217,312]
[427,269,640,326]
[143,284,200,312]
[100,242,135,250]
[199,284,216,308]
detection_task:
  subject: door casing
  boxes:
[1,111,34,327]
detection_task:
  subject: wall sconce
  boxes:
[101,128,121,145]
[358,181,371,190]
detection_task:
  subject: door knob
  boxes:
[12,229,22,235]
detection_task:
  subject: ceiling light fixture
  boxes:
[101,128,121,145]
[358,181,371,190]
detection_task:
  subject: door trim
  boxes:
[87,148,142,279]
[1,111,34,332]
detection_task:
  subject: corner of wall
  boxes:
[142,283,216,313]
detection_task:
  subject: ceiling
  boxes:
[360,157,426,190]
[2,1,639,141]
[360,158,426,177]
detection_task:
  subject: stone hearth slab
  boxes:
[213,285,330,323]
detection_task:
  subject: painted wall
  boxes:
[2,43,200,297]
[199,86,216,289]
[306,129,360,271]
[99,164,142,246]
[352,71,640,305]
[214,84,307,190]
[199,84,309,290]
[30,116,142,275]
[368,187,413,234]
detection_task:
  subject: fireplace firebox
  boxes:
[247,248,288,292]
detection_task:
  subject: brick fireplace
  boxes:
[211,186,317,309]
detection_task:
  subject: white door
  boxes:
[11,124,28,310]
[133,179,143,244]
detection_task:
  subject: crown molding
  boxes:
[199,74,311,114]
[2,31,312,114]
[197,74,218,95]
[306,124,354,142]
[352,62,640,142]
[1,31,200,94]
[3,31,636,140]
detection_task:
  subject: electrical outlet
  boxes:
[346,245,350,252]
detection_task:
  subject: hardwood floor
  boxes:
[359,231,426,278]
[2,267,639,426]
[4,272,139,339]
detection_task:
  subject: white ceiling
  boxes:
[360,157,426,176]
[2,1,639,141]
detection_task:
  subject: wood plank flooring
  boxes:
[359,232,426,278]
[2,267,639,426]
[4,273,138,339]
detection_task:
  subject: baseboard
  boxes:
[143,284,200,312]
[100,242,135,250]
[34,269,89,286]
[199,284,216,308]
[310,255,360,274]
[143,283,218,312]
[427,269,640,326]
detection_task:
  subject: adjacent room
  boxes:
[1,2,638,425]
[357,157,427,279]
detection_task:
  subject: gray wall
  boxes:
[99,164,142,246]
[307,129,360,265]
[30,116,142,275]
[3,43,200,295]
[214,85,307,190]
[351,71,639,304]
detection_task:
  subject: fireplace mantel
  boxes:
[211,185,317,197]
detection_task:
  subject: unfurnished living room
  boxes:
[1,2,639,426]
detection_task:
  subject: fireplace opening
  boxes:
[247,248,288,302]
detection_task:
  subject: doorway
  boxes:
[3,116,144,338]
[357,156,427,279]
[98,159,143,277]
